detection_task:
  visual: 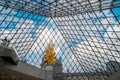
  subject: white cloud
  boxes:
[72,24,120,72]
[31,22,65,56]
[0,7,120,72]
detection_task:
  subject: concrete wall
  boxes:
[0,45,53,80]
[106,70,120,80]
[0,60,53,80]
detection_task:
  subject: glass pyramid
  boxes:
[0,0,120,80]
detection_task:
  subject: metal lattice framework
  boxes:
[0,0,120,80]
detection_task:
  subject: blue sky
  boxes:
[0,3,120,70]
[112,7,120,20]
[0,7,119,40]
[18,8,120,63]
[0,10,52,38]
